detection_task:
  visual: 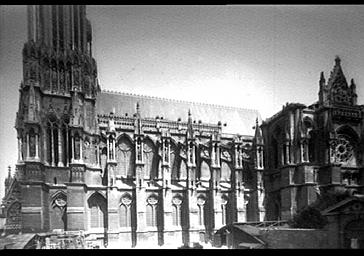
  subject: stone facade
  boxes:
[261,56,364,221]
[1,5,264,247]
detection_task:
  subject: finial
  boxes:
[136,102,140,115]
[188,109,191,117]
[8,166,11,177]
[320,71,325,81]
[256,117,259,126]
[335,55,341,65]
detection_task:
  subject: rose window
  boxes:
[331,135,354,163]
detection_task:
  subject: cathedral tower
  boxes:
[13,5,101,233]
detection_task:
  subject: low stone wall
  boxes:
[259,228,330,249]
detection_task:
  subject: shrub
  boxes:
[289,206,328,229]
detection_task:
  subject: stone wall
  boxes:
[259,228,330,248]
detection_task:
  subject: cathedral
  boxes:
[1,5,364,248]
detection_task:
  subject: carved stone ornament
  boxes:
[200,149,210,158]
[121,194,132,206]
[197,196,206,206]
[330,134,354,163]
[221,195,228,205]
[55,198,67,208]
[147,195,158,205]
[172,196,182,206]
[221,150,231,161]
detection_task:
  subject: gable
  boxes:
[322,197,364,216]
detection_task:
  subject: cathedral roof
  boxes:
[96,90,261,136]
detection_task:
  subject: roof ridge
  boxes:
[101,89,260,114]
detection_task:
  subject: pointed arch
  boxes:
[143,137,156,179]
[119,193,132,228]
[170,141,179,180]
[88,192,107,229]
[200,160,211,181]
[221,161,231,181]
[6,201,22,229]
[116,134,135,177]
[179,160,187,180]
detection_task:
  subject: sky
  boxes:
[1,5,364,199]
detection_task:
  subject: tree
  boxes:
[289,206,328,229]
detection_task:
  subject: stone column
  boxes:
[35,133,39,160]
[285,142,290,164]
[80,136,83,163]
[43,128,48,165]
[58,127,63,167]
[112,139,116,161]
[26,133,30,160]
[18,137,23,162]
[71,134,74,163]
[51,126,55,166]
[96,144,100,167]
[65,128,69,166]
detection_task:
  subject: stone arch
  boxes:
[143,137,157,179]
[146,193,159,227]
[88,192,107,229]
[200,160,211,181]
[170,141,179,180]
[344,218,364,248]
[119,192,132,228]
[220,161,231,182]
[179,159,187,180]
[50,190,67,231]
[116,134,135,177]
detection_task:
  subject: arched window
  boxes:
[221,195,229,226]
[6,202,21,226]
[200,161,211,181]
[88,193,106,229]
[74,133,81,160]
[120,204,128,227]
[29,128,36,158]
[58,6,64,51]
[47,120,59,166]
[170,143,177,180]
[308,131,315,163]
[143,139,155,179]
[221,162,231,181]
[271,137,279,168]
[51,6,58,51]
[179,160,187,180]
[116,137,134,177]
[197,196,206,226]
[172,195,183,227]
[146,195,158,227]
[50,192,67,230]
[119,194,132,228]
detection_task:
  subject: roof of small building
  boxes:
[96,90,261,136]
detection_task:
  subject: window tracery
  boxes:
[330,134,354,163]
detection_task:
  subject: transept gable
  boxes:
[322,197,364,216]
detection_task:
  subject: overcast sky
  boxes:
[1,5,364,199]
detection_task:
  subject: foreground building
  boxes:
[2,5,364,249]
[1,5,265,247]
